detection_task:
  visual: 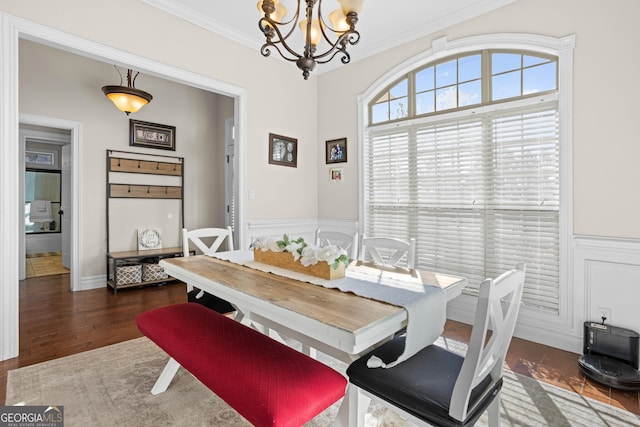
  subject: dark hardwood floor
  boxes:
[0,273,187,404]
[2,273,639,417]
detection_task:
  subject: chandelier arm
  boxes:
[315,46,351,65]
[310,30,360,62]
[259,17,303,60]
[112,65,124,86]
[260,42,302,63]
[258,0,301,43]
[342,30,361,46]
[131,70,140,87]
[316,1,340,48]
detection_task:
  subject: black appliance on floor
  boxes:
[578,321,640,391]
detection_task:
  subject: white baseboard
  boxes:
[79,275,106,291]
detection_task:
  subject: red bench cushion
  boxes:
[137,303,346,426]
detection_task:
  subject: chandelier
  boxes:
[102,68,153,115]
[258,0,365,80]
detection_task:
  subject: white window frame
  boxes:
[357,34,575,343]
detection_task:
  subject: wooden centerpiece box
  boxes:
[253,249,346,280]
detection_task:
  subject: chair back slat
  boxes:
[449,262,526,421]
[183,227,234,257]
[360,236,416,269]
[315,229,359,260]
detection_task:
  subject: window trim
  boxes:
[357,33,575,331]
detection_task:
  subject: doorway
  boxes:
[1,14,247,362]
[20,126,71,279]
[18,115,80,291]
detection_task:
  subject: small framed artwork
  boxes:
[330,167,343,182]
[138,228,162,250]
[326,138,347,164]
[130,119,176,151]
[269,133,297,167]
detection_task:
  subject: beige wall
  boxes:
[1,0,321,279]
[317,0,640,240]
[1,0,320,217]
[5,0,640,280]
[19,40,233,275]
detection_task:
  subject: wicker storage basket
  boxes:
[116,263,142,285]
[142,263,169,281]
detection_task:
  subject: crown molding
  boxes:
[141,0,261,50]
[141,0,521,75]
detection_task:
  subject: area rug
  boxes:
[6,337,640,427]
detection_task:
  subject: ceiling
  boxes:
[142,0,519,74]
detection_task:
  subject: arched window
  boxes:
[369,50,557,125]
[362,36,573,315]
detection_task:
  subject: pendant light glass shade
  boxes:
[102,69,153,115]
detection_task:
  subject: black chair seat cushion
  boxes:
[347,337,501,427]
[187,289,235,314]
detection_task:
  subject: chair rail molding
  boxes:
[246,218,358,249]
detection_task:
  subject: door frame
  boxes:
[224,116,239,248]
[18,118,77,284]
[0,13,248,361]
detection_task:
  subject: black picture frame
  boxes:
[129,119,176,151]
[268,133,297,167]
[326,138,347,164]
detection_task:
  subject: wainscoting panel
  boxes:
[574,236,640,336]
[245,218,358,249]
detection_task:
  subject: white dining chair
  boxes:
[182,226,235,314]
[360,235,416,269]
[345,263,526,427]
[182,226,234,256]
[315,229,359,260]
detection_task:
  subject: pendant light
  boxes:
[102,68,153,115]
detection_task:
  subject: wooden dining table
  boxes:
[159,252,467,363]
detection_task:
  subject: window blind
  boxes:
[364,101,560,313]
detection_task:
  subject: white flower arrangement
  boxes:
[251,234,349,270]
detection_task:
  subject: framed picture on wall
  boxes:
[130,120,176,151]
[330,167,343,182]
[326,138,347,164]
[269,133,297,167]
